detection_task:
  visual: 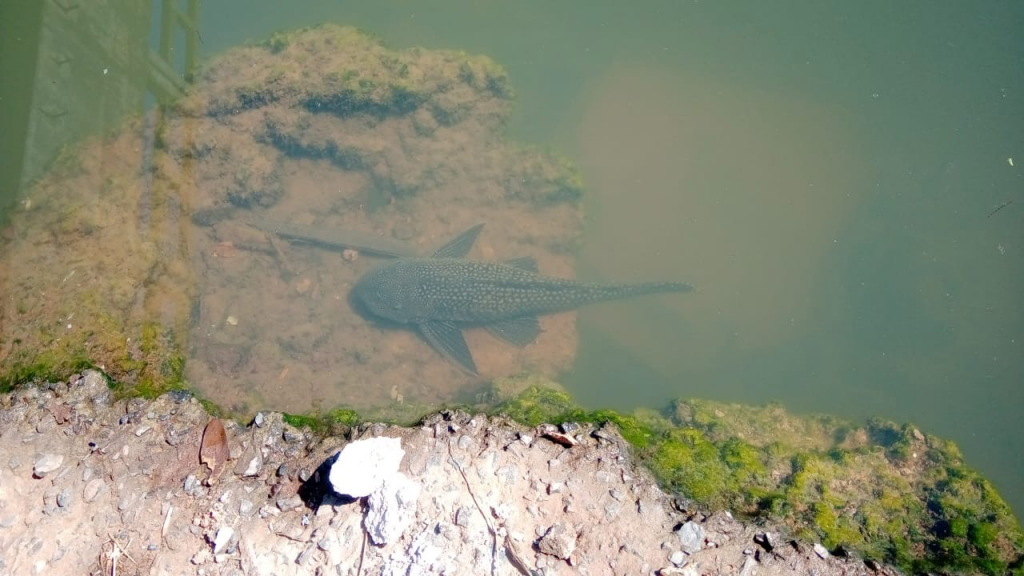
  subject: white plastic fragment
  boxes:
[328,436,405,498]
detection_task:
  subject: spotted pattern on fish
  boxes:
[353,258,693,325]
[350,223,694,375]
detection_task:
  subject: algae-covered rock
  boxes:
[491,385,1024,575]
[1,24,587,412]
[159,24,588,413]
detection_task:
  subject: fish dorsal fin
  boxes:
[503,256,538,272]
[417,321,479,375]
[485,316,542,347]
[431,224,485,259]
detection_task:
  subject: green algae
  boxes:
[282,408,360,436]
[489,379,1024,575]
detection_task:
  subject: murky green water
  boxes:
[2,0,1021,516]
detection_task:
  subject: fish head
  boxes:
[351,260,427,324]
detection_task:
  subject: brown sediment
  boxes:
[1,24,587,417]
[247,218,419,258]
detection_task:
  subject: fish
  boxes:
[351,224,694,375]
[987,199,1013,218]
[247,220,419,258]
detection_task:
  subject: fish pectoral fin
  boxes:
[484,316,542,347]
[503,256,538,272]
[430,223,485,258]
[417,321,479,375]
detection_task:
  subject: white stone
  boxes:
[33,453,64,477]
[213,527,234,554]
[675,521,705,553]
[328,436,405,498]
[364,472,420,545]
[670,550,686,566]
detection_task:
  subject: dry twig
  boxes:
[447,439,533,576]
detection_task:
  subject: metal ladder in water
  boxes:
[148,0,200,102]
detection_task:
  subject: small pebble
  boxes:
[455,506,472,527]
[191,549,212,565]
[238,453,262,477]
[35,417,57,434]
[560,422,581,434]
[296,543,317,565]
[33,453,64,478]
[277,495,303,512]
[670,550,686,566]
[258,505,280,519]
[184,474,199,495]
[83,479,105,502]
[57,488,71,508]
[213,527,234,554]
[813,543,830,559]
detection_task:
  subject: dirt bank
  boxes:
[0,371,892,576]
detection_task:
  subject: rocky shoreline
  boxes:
[1,370,896,575]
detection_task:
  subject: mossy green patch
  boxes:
[490,383,1024,575]
[282,407,360,436]
[490,381,586,426]
[0,348,94,393]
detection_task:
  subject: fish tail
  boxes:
[606,281,695,299]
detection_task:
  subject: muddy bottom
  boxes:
[185,158,582,416]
